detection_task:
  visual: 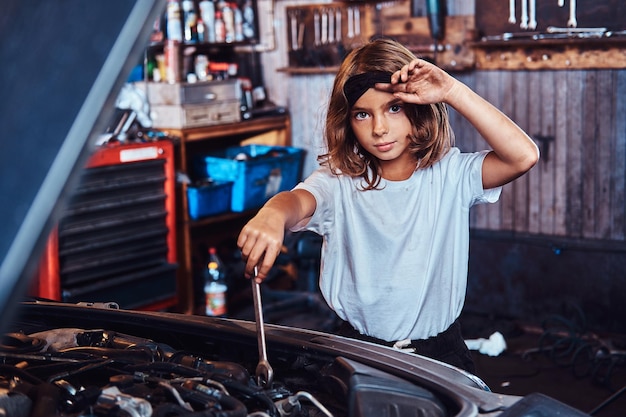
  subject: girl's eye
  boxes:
[390,104,402,114]
[354,111,369,120]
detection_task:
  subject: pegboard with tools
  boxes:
[476,0,626,38]
[285,3,373,70]
[474,0,626,70]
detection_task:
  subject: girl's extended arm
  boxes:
[237,189,316,281]
[381,59,539,189]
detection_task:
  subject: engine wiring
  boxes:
[0,328,334,417]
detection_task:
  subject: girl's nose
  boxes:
[372,116,388,137]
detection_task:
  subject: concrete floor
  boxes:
[462,313,626,417]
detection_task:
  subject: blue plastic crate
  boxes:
[196,145,304,212]
[187,181,233,219]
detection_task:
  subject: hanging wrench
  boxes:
[520,0,529,29]
[568,0,577,28]
[252,266,273,388]
[347,7,354,39]
[321,8,328,45]
[528,0,537,30]
[289,11,298,51]
[336,8,342,42]
[328,7,334,43]
[314,9,321,46]
[509,0,516,24]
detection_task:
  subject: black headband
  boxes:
[343,71,392,107]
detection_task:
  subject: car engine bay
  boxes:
[0,304,452,417]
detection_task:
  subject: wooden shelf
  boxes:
[472,36,626,70]
[165,113,290,142]
[169,114,292,314]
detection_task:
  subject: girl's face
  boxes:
[349,88,415,181]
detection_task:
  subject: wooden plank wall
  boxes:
[259,0,626,242]
[458,70,626,242]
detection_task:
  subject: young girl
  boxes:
[237,38,539,373]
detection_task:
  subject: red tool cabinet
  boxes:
[35,140,178,311]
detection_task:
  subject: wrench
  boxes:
[314,9,320,46]
[321,8,328,44]
[347,7,354,39]
[252,266,273,388]
[509,0,516,24]
[336,9,342,42]
[289,11,298,51]
[568,0,577,28]
[328,7,334,43]
[520,0,529,29]
[528,0,537,30]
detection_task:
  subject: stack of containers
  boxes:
[189,144,304,218]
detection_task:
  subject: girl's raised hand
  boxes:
[376,59,457,105]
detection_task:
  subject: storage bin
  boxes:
[196,145,304,212]
[187,181,233,219]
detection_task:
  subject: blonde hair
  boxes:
[319,38,453,189]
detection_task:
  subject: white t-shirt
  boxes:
[291,148,501,341]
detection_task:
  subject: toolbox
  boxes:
[139,80,242,128]
[149,101,241,129]
[196,145,304,212]
[187,180,233,219]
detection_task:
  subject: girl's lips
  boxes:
[374,141,395,152]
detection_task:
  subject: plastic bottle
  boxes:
[221,2,235,43]
[233,3,244,42]
[198,0,216,43]
[182,0,198,43]
[242,0,255,39]
[214,11,226,43]
[204,247,228,317]
[166,0,183,42]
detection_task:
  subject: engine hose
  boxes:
[152,391,248,417]
[58,346,156,362]
[169,352,250,383]
[0,333,47,353]
[152,403,194,417]
[125,361,205,378]
[209,374,277,416]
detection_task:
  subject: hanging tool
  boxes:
[425,0,445,41]
[289,10,298,51]
[328,7,335,43]
[568,0,577,28]
[321,8,328,44]
[509,0,516,24]
[520,0,529,29]
[335,8,342,42]
[347,7,354,39]
[528,0,537,30]
[314,9,321,46]
[251,266,274,388]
